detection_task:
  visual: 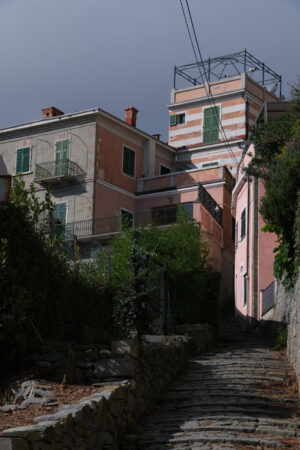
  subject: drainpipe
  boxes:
[252,176,259,323]
[244,177,251,323]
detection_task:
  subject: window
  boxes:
[169,113,186,126]
[201,160,219,169]
[55,140,69,176]
[203,106,220,144]
[243,275,248,306]
[16,147,30,173]
[232,217,236,242]
[235,221,238,245]
[52,202,67,237]
[53,203,67,227]
[160,164,171,175]
[121,209,133,228]
[241,208,246,239]
[123,146,135,177]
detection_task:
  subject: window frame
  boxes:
[169,112,186,127]
[202,104,221,145]
[15,146,32,174]
[122,145,136,178]
[201,160,220,169]
[240,207,246,240]
[54,138,71,161]
[120,207,134,228]
[243,274,248,306]
[53,201,68,227]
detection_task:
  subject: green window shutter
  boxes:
[170,115,177,126]
[123,147,135,177]
[22,147,30,172]
[62,140,69,151]
[211,107,219,142]
[16,147,30,173]
[203,107,219,144]
[54,203,67,226]
[16,149,23,173]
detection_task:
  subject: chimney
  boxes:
[42,106,64,119]
[124,105,138,127]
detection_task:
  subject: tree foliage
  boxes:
[0,181,113,374]
[110,206,219,335]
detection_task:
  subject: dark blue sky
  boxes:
[0,0,299,140]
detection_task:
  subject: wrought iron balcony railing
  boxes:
[64,204,193,240]
[198,183,223,225]
[34,159,86,184]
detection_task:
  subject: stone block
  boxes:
[143,335,165,344]
[0,405,16,413]
[94,355,133,379]
[111,340,138,358]
[0,438,29,450]
[2,422,57,440]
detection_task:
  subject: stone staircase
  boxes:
[135,315,300,449]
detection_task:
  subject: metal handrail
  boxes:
[198,183,223,225]
[64,205,194,239]
[35,159,85,182]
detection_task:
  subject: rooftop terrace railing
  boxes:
[64,204,193,240]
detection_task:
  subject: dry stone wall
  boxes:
[0,324,215,450]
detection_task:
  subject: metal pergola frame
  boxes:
[173,49,282,97]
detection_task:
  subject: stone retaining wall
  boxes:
[270,273,300,393]
[0,324,215,450]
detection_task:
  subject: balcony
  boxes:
[34,159,85,185]
[64,204,193,240]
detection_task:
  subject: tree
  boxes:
[110,205,219,335]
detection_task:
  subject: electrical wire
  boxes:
[179,0,239,166]
[184,0,238,165]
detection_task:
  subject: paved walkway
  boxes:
[137,317,300,449]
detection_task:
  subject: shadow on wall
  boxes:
[235,308,287,346]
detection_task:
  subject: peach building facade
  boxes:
[168,74,278,178]
[0,104,234,302]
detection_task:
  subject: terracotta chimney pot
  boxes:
[124,105,138,127]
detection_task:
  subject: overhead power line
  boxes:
[179,0,239,166]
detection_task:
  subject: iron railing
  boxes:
[173,49,282,96]
[198,183,223,225]
[262,280,275,316]
[64,204,193,239]
[35,159,86,184]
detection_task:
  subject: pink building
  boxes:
[232,102,290,328]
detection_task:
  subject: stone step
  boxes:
[161,391,297,404]
[150,404,295,419]
[136,319,299,449]
[138,430,290,448]
[143,415,298,430]
[141,424,297,438]
[181,375,285,383]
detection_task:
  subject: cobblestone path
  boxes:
[137,317,300,449]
